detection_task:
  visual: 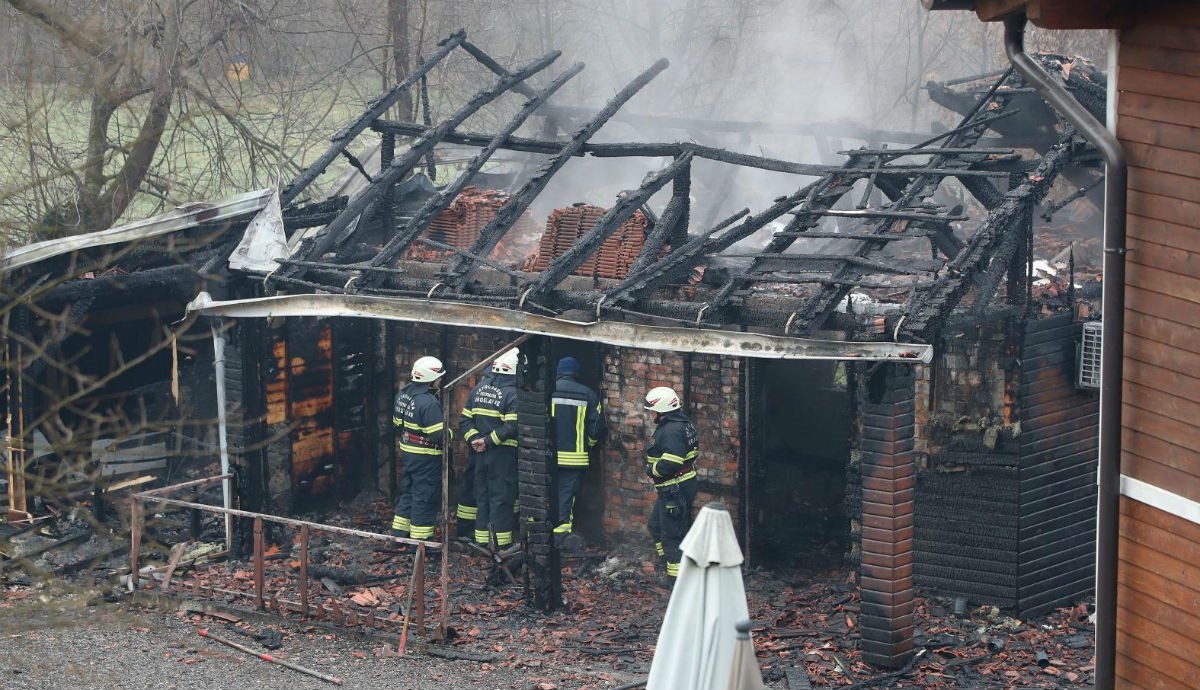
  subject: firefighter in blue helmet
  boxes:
[551,356,605,536]
[460,348,520,549]
[391,356,448,542]
[644,386,699,578]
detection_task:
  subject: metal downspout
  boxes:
[212,326,234,551]
[1003,15,1126,690]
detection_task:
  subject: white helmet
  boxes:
[411,355,445,382]
[492,348,520,374]
[644,386,681,413]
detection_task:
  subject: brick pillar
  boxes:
[859,364,916,668]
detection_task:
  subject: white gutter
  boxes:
[2,188,274,272]
[186,292,934,363]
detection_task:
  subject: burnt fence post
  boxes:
[859,363,917,669]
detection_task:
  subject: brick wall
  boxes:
[376,325,746,547]
[598,348,742,544]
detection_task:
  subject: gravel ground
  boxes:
[0,583,639,690]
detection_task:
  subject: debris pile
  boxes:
[528,204,651,280]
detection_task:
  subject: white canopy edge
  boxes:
[3,188,274,272]
[186,292,934,363]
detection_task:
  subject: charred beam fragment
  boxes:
[627,158,690,277]
[901,134,1077,340]
[971,215,1027,318]
[787,208,967,222]
[280,30,466,207]
[526,153,693,298]
[443,58,670,288]
[282,50,561,284]
[721,253,943,275]
[351,62,584,291]
[603,207,751,304]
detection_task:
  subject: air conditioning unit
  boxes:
[1077,321,1102,389]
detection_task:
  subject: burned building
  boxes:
[3,30,1105,668]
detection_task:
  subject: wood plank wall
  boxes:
[1117,4,1200,688]
[1119,4,1200,503]
[1017,314,1097,617]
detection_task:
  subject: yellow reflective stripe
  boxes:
[392,516,410,531]
[490,431,518,447]
[656,470,696,487]
[654,541,665,556]
[574,406,585,454]
[392,416,403,426]
[463,428,479,440]
[404,420,444,434]
[659,452,688,464]
[553,523,572,534]
[474,529,490,545]
[456,504,477,519]
[495,531,513,546]
[467,408,503,418]
[587,436,598,448]
[666,562,679,577]
[461,409,475,418]
[399,444,442,456]
[410,525,435,539]
[501,413,518,422]
[557,452,589,467]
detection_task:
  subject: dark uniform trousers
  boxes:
[460,373,519,547]
[455,454,477,539]
[644,409,700,577]
[391,381,446,541]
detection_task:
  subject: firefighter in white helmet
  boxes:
[391,356,448,542]
[459,348,520,549]
[643,385,699,578]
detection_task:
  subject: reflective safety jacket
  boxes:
[551,375,604,467]
[645,410,699,488]
[393,382,446,456]
[459,373,518,449]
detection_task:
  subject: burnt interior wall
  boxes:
[746,360,851,568]
[914,318,1023,608]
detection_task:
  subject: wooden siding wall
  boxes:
[1017,314,1097,617]
[1119,2,1200,510]
[1116,501,1200,689]
[1117,4,1200,688]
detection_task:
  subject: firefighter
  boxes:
[643,385,699,578]
[551,356,605,536]
[460,348,520,550]
[391,356,448,542]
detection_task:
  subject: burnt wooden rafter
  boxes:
[627,157,690,278]
[442,58,671,290]
[280,50,562,285]
[900,132,1078,340]
[784,69,1023,335]
[525,152,693,299]
[349,61,586,292]
[280,30,466,207]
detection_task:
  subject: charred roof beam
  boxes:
[348,61,585,292]
[442,58,670,290]
[524,152,694,300]
[280,30,466,207]
[899,132,1078,340]
[277,50,562,286]
[627,156,691,278]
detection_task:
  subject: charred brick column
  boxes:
[517,336,561,610]
[859,363,916,668]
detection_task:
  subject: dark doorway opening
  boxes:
[548,339,604,546]
[746,360,852,569]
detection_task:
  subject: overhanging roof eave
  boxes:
[186,292,933,363]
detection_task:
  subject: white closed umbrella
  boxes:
[647,502,764,690]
